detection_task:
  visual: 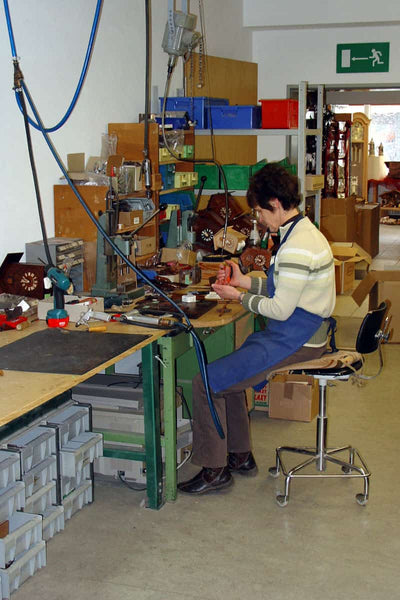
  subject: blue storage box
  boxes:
[209,105,261,129]
[159,97,229,129]
[162,191,195,211]
[159,164,176,190]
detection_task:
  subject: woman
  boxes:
[178,163,336,495]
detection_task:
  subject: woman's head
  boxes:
[247,163,301,212]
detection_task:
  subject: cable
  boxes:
[118,470,146,492]
[4,0,103,132]
[14,64,53,268]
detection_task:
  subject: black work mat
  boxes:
[0,329,150,375]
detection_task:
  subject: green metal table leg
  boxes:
[160,337,177,502]
[142,341,163,509]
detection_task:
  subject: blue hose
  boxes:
[4,0,102,132]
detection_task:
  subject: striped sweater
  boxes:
[241,217,336,346]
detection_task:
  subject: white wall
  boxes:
[0,0,251,265]
[244,0,400,27]
[252,19,400,160]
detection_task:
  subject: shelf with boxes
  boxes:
[192,83,324,220]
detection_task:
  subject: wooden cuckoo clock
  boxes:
[0,253,46,298]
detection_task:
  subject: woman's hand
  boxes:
[216,260,251,289]
[211,283,242,301]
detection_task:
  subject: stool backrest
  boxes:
[355,301,388,354]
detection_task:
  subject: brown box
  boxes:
[268,374,319,422]
[161,247,197,266]
[352,271,400,342]
[213,226,247,254]
[330,242,371,294]
[355,203,380,258]
[305,174,325,191]
[134,236,156,257]
[320,197,356,243]
[118,211,143,231]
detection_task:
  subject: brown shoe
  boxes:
[178,466,233,494]
[228,451,258,476]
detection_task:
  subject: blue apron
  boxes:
[207,215,326,394]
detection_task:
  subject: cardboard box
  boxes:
[37,295,104,322]
[305,174,325,191]
[161,247,197,267]
[213,226,247,254]
[330,242,371,294]
[118,210,143,231]
[354,203,380,258]
[352,270,400,342]
[320,196,356,243]
[67,153,103,180]
[268,374,319,422]
[134,236,156,257]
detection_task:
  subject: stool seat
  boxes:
[268,302,390,507]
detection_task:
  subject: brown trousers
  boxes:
[191,344,327,468]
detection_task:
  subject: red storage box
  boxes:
[259,99,299,129]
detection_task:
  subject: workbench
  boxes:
[0,301,250,508]
[0,319,166,509]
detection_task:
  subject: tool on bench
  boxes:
[46,266,73,328]
[75,309,112,328]
[0,312,28,331]
[111,310,178,329]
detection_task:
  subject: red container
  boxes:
[259,99,299,129]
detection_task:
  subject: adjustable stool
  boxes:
[268,302,390,507]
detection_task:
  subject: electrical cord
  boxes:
[117,470,147,492]
[4,0,103,132]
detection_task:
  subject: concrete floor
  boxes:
[12,225,400,600]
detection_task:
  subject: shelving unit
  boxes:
[196,82,324,223]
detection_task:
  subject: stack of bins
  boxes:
[71,374,192,485]
[0,450,46,598]
[45,404,103,522]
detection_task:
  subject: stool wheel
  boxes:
[341,466,352,474]
[268,466,280,478]
[276,494,288,507]
[356,493,368,506]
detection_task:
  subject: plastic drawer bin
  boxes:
[46,405,90,446]
[0,483,25,524]
[221,164,252,190]
[7,427,55,474]
[0,452,20,489]
[62,480,92,521]
[61,462,91,498]
[0,513,42,569]
[60,432,103,478]
[195,164,220,189]
[209,105,261,129]
[159,164,176,190]
[42,506,64,542]
[0,540,46,599]
[23,481,56,516]
[160,96,229,129]
[22,456,57,499]
[259,99,299,129]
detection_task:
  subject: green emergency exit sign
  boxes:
[337,43,390,73]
